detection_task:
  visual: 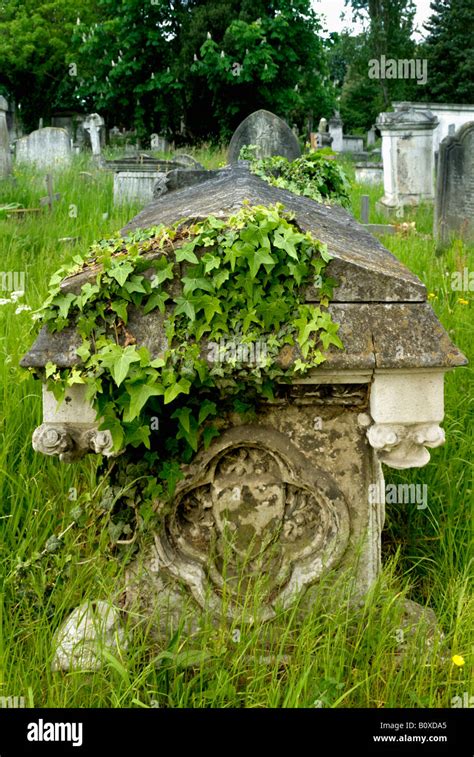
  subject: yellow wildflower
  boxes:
[452,654,465,666]
[457,298,469,305]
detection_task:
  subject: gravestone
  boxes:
[328,112,343,152]
[0,96,12,177]
[83,113,105,158]
[435,122,474,247]
[228,109,301,163]
[317,117,333,149]
[21,163,466,657]
[376,108,438,213]
[150,134,169,152]
[109,154,205,206]
[342,136,364,153]
[367,126,377,146]
[15,127,72,169]
[355,162,383,185]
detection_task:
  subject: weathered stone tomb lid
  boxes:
[21,164,467,373]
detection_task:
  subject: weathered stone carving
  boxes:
[32,423,114,462]
[367,422,445,469]
[153,427,350,621]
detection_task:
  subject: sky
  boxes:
[312,0,433,40]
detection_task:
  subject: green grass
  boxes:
[0,154,472,708]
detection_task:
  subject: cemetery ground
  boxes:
[0,153,472,709]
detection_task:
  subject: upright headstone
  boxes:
[150,134,169,152]
[15,127,72,169]
[435,122,474,247]
[317,117,333,149]
[376,108,438,213]
[367,126,377,146]
[328,111,343,152]
[0,96,12,177]
[83,114,105,158]
[228,109,301,163]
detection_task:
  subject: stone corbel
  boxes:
[366,422,445,469]
[32,423,114,462]
[366,370,447,470]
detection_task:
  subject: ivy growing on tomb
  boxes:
[30,203,343,537]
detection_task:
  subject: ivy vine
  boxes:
[240,147,351,207]
[32,203,343,519]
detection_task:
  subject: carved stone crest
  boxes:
[154,426,350,620]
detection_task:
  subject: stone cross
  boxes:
[83,113,105,157]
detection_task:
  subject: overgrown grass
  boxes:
[0,154,472,708]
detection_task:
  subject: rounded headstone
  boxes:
[228,109,301,163]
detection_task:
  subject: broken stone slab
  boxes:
[52,600,127,671]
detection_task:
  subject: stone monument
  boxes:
[328,112,343,152]
[0,96,12,177]
[21,164,466,660]
[376,108,438,213]
[15,127,72,169]
[83,113,105,158]
[228,110,301,163]
[435,122,474,248]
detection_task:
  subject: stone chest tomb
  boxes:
[21,164,466,649]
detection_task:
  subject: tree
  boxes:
[336,0,418,130]
[0,0,100,131]
[73,0,335,143]
[423,0,474,103]
[190,0,335,141]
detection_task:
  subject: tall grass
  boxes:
[0,155,471,708]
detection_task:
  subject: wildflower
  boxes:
[15,305,31,314]
[452,654,465,666]
[428,292,436,299]
[457,298,468,305]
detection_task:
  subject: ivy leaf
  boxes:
[182,276,215,296]
[203,425,220,449]
[100,415,124,452]
[171,406,192,433]
[104,346,141,387]
[123,381,165,422]
[213,269,230,289]
[124,276,147,294]
[45,361,57,379]
[108,261,134,286]
[249,248,276,278]
[198,400,217,424]
[164,378,191,404]
[175,245,199,264]
[55,292,76,319]
[125,422,151,449]
[202,253,221,273]
[174,296,196,322]
[151,262,174,286]
[143,290,169,314]
[111,300,128,323]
